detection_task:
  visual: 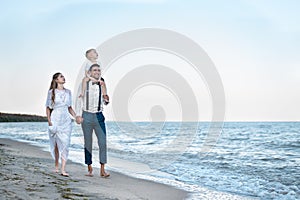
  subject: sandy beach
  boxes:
[0,138,188,200]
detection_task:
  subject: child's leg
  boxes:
[79,77,90,98]
[101,82,107,95]
[101,82,109,104]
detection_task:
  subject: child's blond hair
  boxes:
[85,48,97,59]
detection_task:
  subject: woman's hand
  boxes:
[48,121,53,126]
[76,116,83,124]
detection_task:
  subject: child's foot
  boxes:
[103,95,109,105]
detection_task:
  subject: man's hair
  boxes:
[89,63,100,71]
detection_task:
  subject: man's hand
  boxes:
[76,116,83,124]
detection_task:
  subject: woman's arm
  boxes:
[68,107,77,119]
[46,107,52,126]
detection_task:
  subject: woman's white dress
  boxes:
[45,89,72,161]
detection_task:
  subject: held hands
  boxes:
[76,116,83,124]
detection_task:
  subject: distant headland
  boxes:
[0,112,47,122]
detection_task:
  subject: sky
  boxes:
[0,0,299,121]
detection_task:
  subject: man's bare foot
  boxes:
[100,171,110,178]
[85,165,93,177]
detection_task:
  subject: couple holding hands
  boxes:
[45,49,110,178]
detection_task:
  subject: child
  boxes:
[79,49,109,104]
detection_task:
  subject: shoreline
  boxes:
[0,138,188,200]
[0,112,47,122]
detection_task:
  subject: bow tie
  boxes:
[92,82,99,85]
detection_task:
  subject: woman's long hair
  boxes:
[49,72,61,107]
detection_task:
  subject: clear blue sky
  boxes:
[0,0,299,121]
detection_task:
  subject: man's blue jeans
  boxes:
[82,111,107,165]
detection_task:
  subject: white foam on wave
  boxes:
[67,151,254,200]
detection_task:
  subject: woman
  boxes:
[46,72,76,177]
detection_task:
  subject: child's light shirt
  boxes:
[84,60,101,72]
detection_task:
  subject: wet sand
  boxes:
[0,138,188,200]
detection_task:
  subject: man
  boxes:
[75,63,110,177]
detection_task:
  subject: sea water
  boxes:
[0,121,299,199]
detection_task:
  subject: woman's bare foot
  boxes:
[61,171,69,177]
[54,165,59,173]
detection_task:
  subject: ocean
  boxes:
[0,121,299,199]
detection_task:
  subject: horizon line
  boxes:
[1,112,299,123]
